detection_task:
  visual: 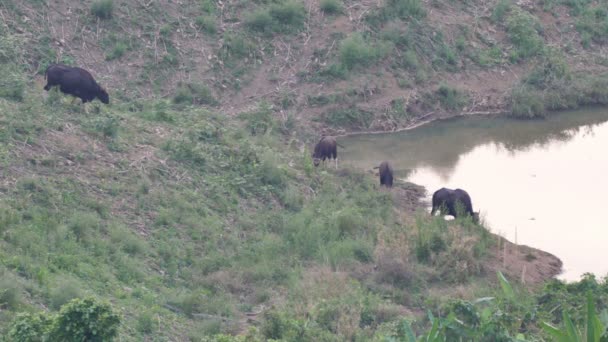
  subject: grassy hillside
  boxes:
[0,0,607,341]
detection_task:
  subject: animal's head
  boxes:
[98,87,110,104]
[312,155,321,167]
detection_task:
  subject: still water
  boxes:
[340,108,608,281]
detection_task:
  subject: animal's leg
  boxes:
[335,158,338,169]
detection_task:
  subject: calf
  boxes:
[44,64,109,105]
[374,161,393,187]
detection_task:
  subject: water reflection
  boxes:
[342,110,608,176]
[340,108,608,281]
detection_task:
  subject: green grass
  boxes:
[3,0,608,340]
[506,9,545,62]
[320,0,343,15]
[245,1,307,35]
[91,0,114,20]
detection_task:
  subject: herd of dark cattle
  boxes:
[44,63,478,222]
[312,137,479,222]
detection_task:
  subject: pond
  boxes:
[340,108,608,281]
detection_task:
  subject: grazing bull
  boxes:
[431,187,479,222]
[44,64,109,105]
[373,161,393,187]
[312,136,342,168]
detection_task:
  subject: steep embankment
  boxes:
[5,0,608,137]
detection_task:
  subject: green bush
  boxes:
[105,41,127,60]
[195,15,217,34]
[389,0,425,19]
[510,85,546,118]
[173,83,217,106]
[269,1,306,30]
[246,1,306,34]
[320,0,343,15]
[0,275,22,310]
[435,85,468,111]
[90,0,113,19]
[339,33,380,70]
[506,9,545,61]
[0,66,25,102]
[8,312,53,342]
[323,107,374,129]
[240,102,275,135]
[245,9,275,33]
[492,0,511,23]
[576,6,608,47]
[50,297,120,341]
[49,278,82,310]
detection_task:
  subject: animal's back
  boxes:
[453,188,473,213]
[315,137,337,158]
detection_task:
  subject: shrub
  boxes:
[92,115,119,138]
[245,9,274,33]
[90,0,113,19]
[269,1,306,30]
[0,66,25,102]
[49,278,82,310]
[240,102,274,135]
[137,311,155,334]
[320,0,342,14]
[323,107,374,129]
[492,0,511,23]
[50,297,120,341]
[524,49,570,89]
[67,211,101,243]
[506,9,545,61]
[388,0,425,19]
[246,1,306,34]
[435,85,468,111]
[575,6,608,47]
[105,41,127,60]
[510,85,545,118]
[8,312,53,342]
[0,275,22,310]
[195,15,217,34]
[173,83,217,106]
[339,33,378,70]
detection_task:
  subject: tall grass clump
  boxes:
[339,33,388,70]
[576,6,608,48]
[323,107,374,129]
[366,0,425,28]
[246,1,306,34]
[492,0,512,23]
[510,85,546,118]
[506,9,545,62]
[386,0,425,20]
[195,15,217,34]
[90,0,114,20]
[173,83,218,106]
[320,0,343,15]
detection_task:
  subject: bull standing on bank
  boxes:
[312,136,342,168]
[431,187,479,222]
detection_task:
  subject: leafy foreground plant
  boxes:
[9,297,120,342]
[391,273,608,342]
[541,292,608,342]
